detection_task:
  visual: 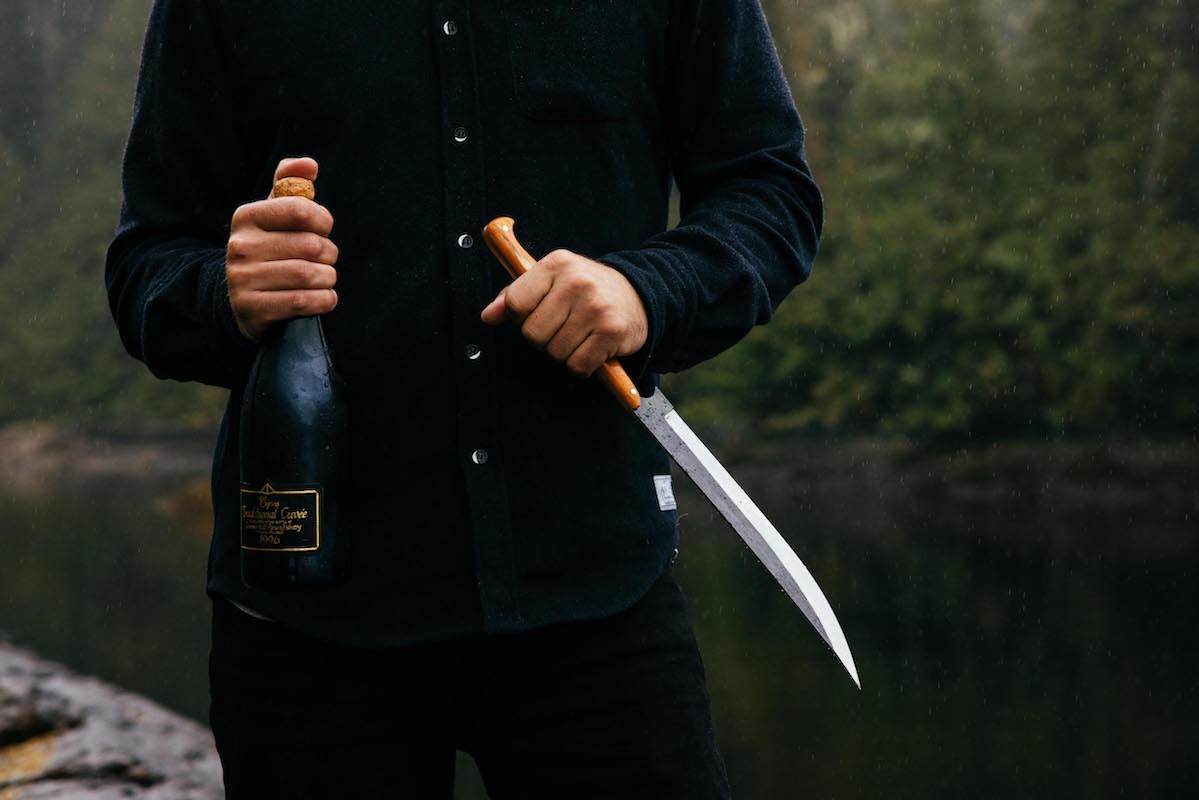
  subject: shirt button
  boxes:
[471,449,489,465]
[457,233,474,249]
[465,344,482,360]
[453,126,468,143]
[443,20,458,36]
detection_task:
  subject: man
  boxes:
[106,0,822,796]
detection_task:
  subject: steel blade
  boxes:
[635,389,860,687]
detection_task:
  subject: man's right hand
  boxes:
[226,157,340,342]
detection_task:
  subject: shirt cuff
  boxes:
[597,251,666,385]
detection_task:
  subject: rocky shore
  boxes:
[0,424,215,495]
[0,641,222,799]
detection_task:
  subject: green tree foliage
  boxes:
[671,0,1198,436]
[0,0,1194,435]
[0,0,226,423]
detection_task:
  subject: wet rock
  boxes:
[0,642,221,799]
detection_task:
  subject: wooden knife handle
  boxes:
[482,217,642,412]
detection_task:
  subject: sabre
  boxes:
[482,218,860,687]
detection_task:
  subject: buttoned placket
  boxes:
[432,0,523,632]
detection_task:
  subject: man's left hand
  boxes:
[481,250,648,378]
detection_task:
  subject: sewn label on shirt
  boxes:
[240,482,320,552]
[653,475,677,511]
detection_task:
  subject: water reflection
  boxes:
[0,455,1193,798]
[0,477,212,716]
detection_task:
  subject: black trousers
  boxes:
[208,571,731,798]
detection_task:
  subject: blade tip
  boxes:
[844,659,861,689]
[834,645,861,689]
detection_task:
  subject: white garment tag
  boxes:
[653,474,677,511]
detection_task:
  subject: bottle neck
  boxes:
[278,315,325,344]
[259,316,330,365]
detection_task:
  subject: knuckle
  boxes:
[290,291,311,315]
[559,268,588,292]
[546,341,570,362]
[579,295,605,317]
[238,292,265,317]
[506,293,533,317]
[231,202,257,228]
[226,264,250,291]
[299,233,326,261]
[315,207,335,234]
[227,286,248,311]
[542,249,573,271]
[566,355,592,377]
[595,314,624,338]
[314,266,337,289]
[520,318,541,343]
[226,234,251,261]
[295,202,331,234]
[271,197,300,226]
[292,199,318,227]
[285,263,309,287]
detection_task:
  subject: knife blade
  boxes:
[482,217,860,687]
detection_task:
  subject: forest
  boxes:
[1,0,1196,437]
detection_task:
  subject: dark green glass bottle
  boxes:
[238,179,349,588]
[240,314,349,588]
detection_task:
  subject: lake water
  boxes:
[1,442,1194,797]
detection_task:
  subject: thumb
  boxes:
[273,156,319,185]
[480,287,510,325]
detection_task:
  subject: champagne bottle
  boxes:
[239,177,349,588]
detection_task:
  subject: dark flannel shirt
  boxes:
[105,0,823,647]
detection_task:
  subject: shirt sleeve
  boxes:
[104,0,259,390]
[598,0,824,376]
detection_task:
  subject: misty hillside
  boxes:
[1,0,1195,435]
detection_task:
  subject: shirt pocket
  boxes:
[500,0,663,122]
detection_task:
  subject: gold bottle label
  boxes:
[239,482,320,552]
